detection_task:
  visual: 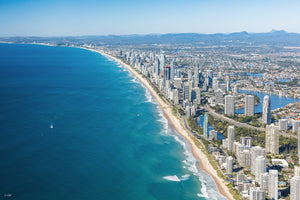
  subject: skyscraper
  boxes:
[262,95,271,124]
[170,60,175,82]
[159,51,165,75]
[268,170,278,200]
[290,176,300,200]
[212,77,219,91]
[183,84,189,101]
[225,76,230,91]
[164,66,170,80]
[292,120,300,132]
[215,89,224,105]
[250,146,266,175]
[225,95,235,116]
[245,95,255,116]
[203,113,208,138]
[194,64,199,87]
[250,187,265,200]
[227,125,235,152]
[278,119,288,131]
[266,124,279,154]
[154,57,160,77]
[255,156,266,184]
[226,156,233,173]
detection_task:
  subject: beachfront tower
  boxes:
[266,124,279,154]
[226,156,233,173]
[262,95,271,124]
[245,95,255,116]
[203,113,208,138]
[227,125,235,152]
[225,95,235,116]
[268,170,278,200]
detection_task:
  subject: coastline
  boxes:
[5,42,234,199]
[94,49,234,200]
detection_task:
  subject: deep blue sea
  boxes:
[0,44,225,200]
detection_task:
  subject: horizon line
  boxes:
[0,29,299,38]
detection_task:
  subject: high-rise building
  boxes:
[268,170,278,200]
[186,106,191,118]
[260,172,269,191]
[194,64,199,87]
[154,57,160,77]
[170,60,175,82]
[292,120,300,132]
[215,89,224,105]
[233,85,239,94]
[245,95,255,116]
[240,137,252,147]
[290,176,300,200]
[225,95,235,116]
[164,66,170,81]
[226,156,233,173]
[183,84,189,101]
[262,95,271,124]
[239,149,251,167]
[203,113,208,138]
[209,130,218,141]
[278,119,288,131]
[251,146,266,175]
[188,69,193,81]
[173,89,179,105]
[227,125,235,151]
[266,124,279,154]
[250,187,265,200]
[212,77,219,91]
[159,52,166,75]
[255,156,266,184]
[194,87,201,105]
[225,76,230,91]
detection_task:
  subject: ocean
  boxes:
[0,43,225,200]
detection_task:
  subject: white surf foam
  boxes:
[163,174,190,182]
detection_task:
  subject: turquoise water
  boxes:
[236,90,299,114]
[0,43,225,200]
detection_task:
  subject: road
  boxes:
[206,105,265,132]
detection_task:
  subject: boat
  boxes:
[50,123,53,129]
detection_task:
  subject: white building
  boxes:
[268,170,278,200]
[290,176,300,200]
[292,120,300,132]
[245,95,255,116]
[225,95,235,116]
[227,125,235,152]
[255,156,266,184]
[278,119,288,131]
[250,187,265,200]
[262,95,271,124]
[266,124,279,154]
[226,156,233,173]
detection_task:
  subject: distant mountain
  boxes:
[2,30,300,47]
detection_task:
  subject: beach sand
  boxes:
[94,49,234,200]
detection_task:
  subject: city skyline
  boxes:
[1,0,300,36]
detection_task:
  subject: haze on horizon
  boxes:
[0,0,300,37]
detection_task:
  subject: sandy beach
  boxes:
[94,49,234,200]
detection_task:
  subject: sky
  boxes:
[0,0,300,37]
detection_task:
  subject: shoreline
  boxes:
[4,42,233,199]
[94,49,234,200]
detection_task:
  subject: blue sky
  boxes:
[0,0,299,36]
